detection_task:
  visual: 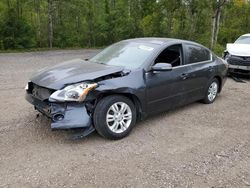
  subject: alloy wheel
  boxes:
[106,102,132,134]
[208,82,218,102]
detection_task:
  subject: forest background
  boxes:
[0,0,249,55]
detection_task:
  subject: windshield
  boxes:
[90,41,158,69]
[235,36,250,44]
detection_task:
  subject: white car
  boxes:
[224,33,250,75]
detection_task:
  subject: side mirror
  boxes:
[151,63,173,72]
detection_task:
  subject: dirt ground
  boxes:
[0,50,249,188]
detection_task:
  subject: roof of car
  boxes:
[123,37,203,47]
[241,33,250,37]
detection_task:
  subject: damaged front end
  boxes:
[25,67,130,139]
[25,55,143,139]
[224,43,250,75]
[226,55,250,75]
[25,82,96,136]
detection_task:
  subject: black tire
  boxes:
[202,78,219,104]
[93,95,137,140]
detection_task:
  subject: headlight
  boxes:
[223,51,231,60]
[49,82,98,102]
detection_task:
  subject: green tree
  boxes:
[0,0,249,54]
[0,8,35,49]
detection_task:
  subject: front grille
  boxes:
[228,55,250,66]
[28,82,54,101]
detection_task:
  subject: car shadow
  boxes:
[23,111,105,143]
[135,102,201,127]
[22,95,224,145]
[228,73,250,83]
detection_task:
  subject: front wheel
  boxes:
[93,95,137,140]
[202,78,219,104]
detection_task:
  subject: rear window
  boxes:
[185,44,211,64]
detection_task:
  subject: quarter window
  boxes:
[185,44,211,64]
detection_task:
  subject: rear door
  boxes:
[183,43,215,101]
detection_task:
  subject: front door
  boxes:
[145,44,192,114]
[146,66,192,114]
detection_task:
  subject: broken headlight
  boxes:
[223,51,231,61]
[49,82,98,102]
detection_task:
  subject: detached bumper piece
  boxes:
[26,93,95,137]
[227,55,250,75]
[50,103,91,129]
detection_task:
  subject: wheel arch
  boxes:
[213,75,222,93]
[95,92,144,121]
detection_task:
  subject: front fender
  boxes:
[89,69,147,116]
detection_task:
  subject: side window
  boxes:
[185,44,211,64]
[154,44,182,67]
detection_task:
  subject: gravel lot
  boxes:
[0,50,250,188]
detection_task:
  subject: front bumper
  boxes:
[26,93,92,130]
[228,64,250,75]
[227,55,250,75]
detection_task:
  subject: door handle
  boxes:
[207,66,214,72]
[180,73,189,80]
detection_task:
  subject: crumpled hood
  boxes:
[30,59,124,90]
[227,43,250,57]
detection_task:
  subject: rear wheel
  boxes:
[93,95,136,140]
[202,78,219,104]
